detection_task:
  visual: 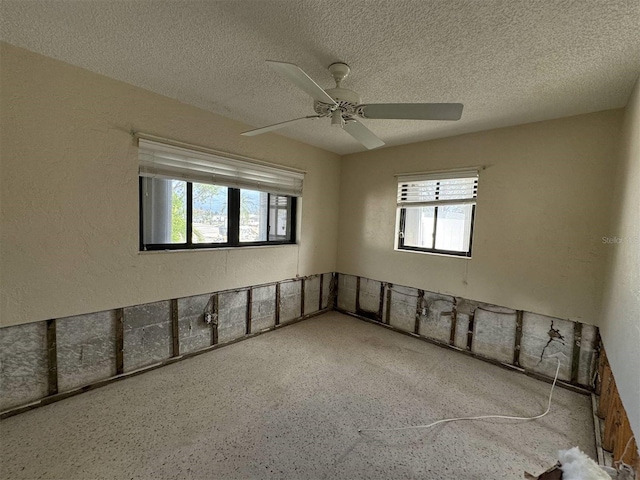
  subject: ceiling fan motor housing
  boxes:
[314,62,362,120]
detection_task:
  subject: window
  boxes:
[396,170,478,257]
[138,138,302,250]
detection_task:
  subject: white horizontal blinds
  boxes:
[138,139,304,197]
[397,170,478,208]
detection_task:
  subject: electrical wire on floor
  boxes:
[358,356,562,434]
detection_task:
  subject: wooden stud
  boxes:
[414,290,424,335]
[467,312,475,351]
[603,391,621,451]
[513,310,524,367]
[46,319,58,396]
[385,284,392,325]
[570,321,582,384]
[212,294,219,345]
[300,278,305,317]
[598,363,613,419]
[378,282,385,322]
[246,289,253,335]
[115,308,124,375]
[275,283,281,326]
[614,414,637,465]
[170,299,180,357]
[449,309,457,346]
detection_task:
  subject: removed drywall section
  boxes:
[336,273,598,389]
[0,276,332,418]
[177,294,213,355]
[0,322,49,410]
[123,301,172,372]
[337,274,357,313]
[218,290,248,343]
[472,306,518,364]
[56,310,117,392]
[321,274,332,310]
[358,277,383,321]
[280,280,302,323]
[417,292,455,343]
[387,284,419,333]
[251,285,276,333]
[303,276,321,316]
[520,313,574,382]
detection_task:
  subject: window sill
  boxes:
[395,247,472,259]
[138,243,298,254]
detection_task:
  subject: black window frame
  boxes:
[397,180,476,258]
[139,177,297,251]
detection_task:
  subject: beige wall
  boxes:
[338,110,622,327]
[0,43,341,327]
[600,76,640,437]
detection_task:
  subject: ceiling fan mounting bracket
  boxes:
[328,62,350,87]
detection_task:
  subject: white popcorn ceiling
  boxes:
[1,0,639,155]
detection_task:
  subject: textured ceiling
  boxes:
[1,0,639,155]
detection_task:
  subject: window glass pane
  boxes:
[434,204,473,252]
[240,190,268,242]
[141,178,186,244]
[403,206,435,249]
[192,183,228,244]
[269,195,291,241]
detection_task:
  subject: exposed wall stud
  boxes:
[212,294,219,345]
[385,284,392,324]
[414,290,425,335]
[46,319,58,396]
[170,299,180,357]
[378,282,385,322]
[300,278,305,317]
[571,321,583,383]
[333,273,339,309]
[319,273,324,310]
[275,283,281,326]
[449,309,457,345]
[466,312,475,351]
[246,288,253,335]
[355,276,361,313]
[115,308,124,374]
[514,310,524,367]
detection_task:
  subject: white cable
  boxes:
[358,357,561,433]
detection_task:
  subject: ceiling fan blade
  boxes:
[241,115,321,136]
[266,61,337,105]
[343,119,385,150]
[359,103,464,121]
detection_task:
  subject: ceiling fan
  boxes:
[241,61,463,150]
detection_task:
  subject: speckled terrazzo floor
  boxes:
[0,312,595,480]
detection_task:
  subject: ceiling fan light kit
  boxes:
[241,60,464,150]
